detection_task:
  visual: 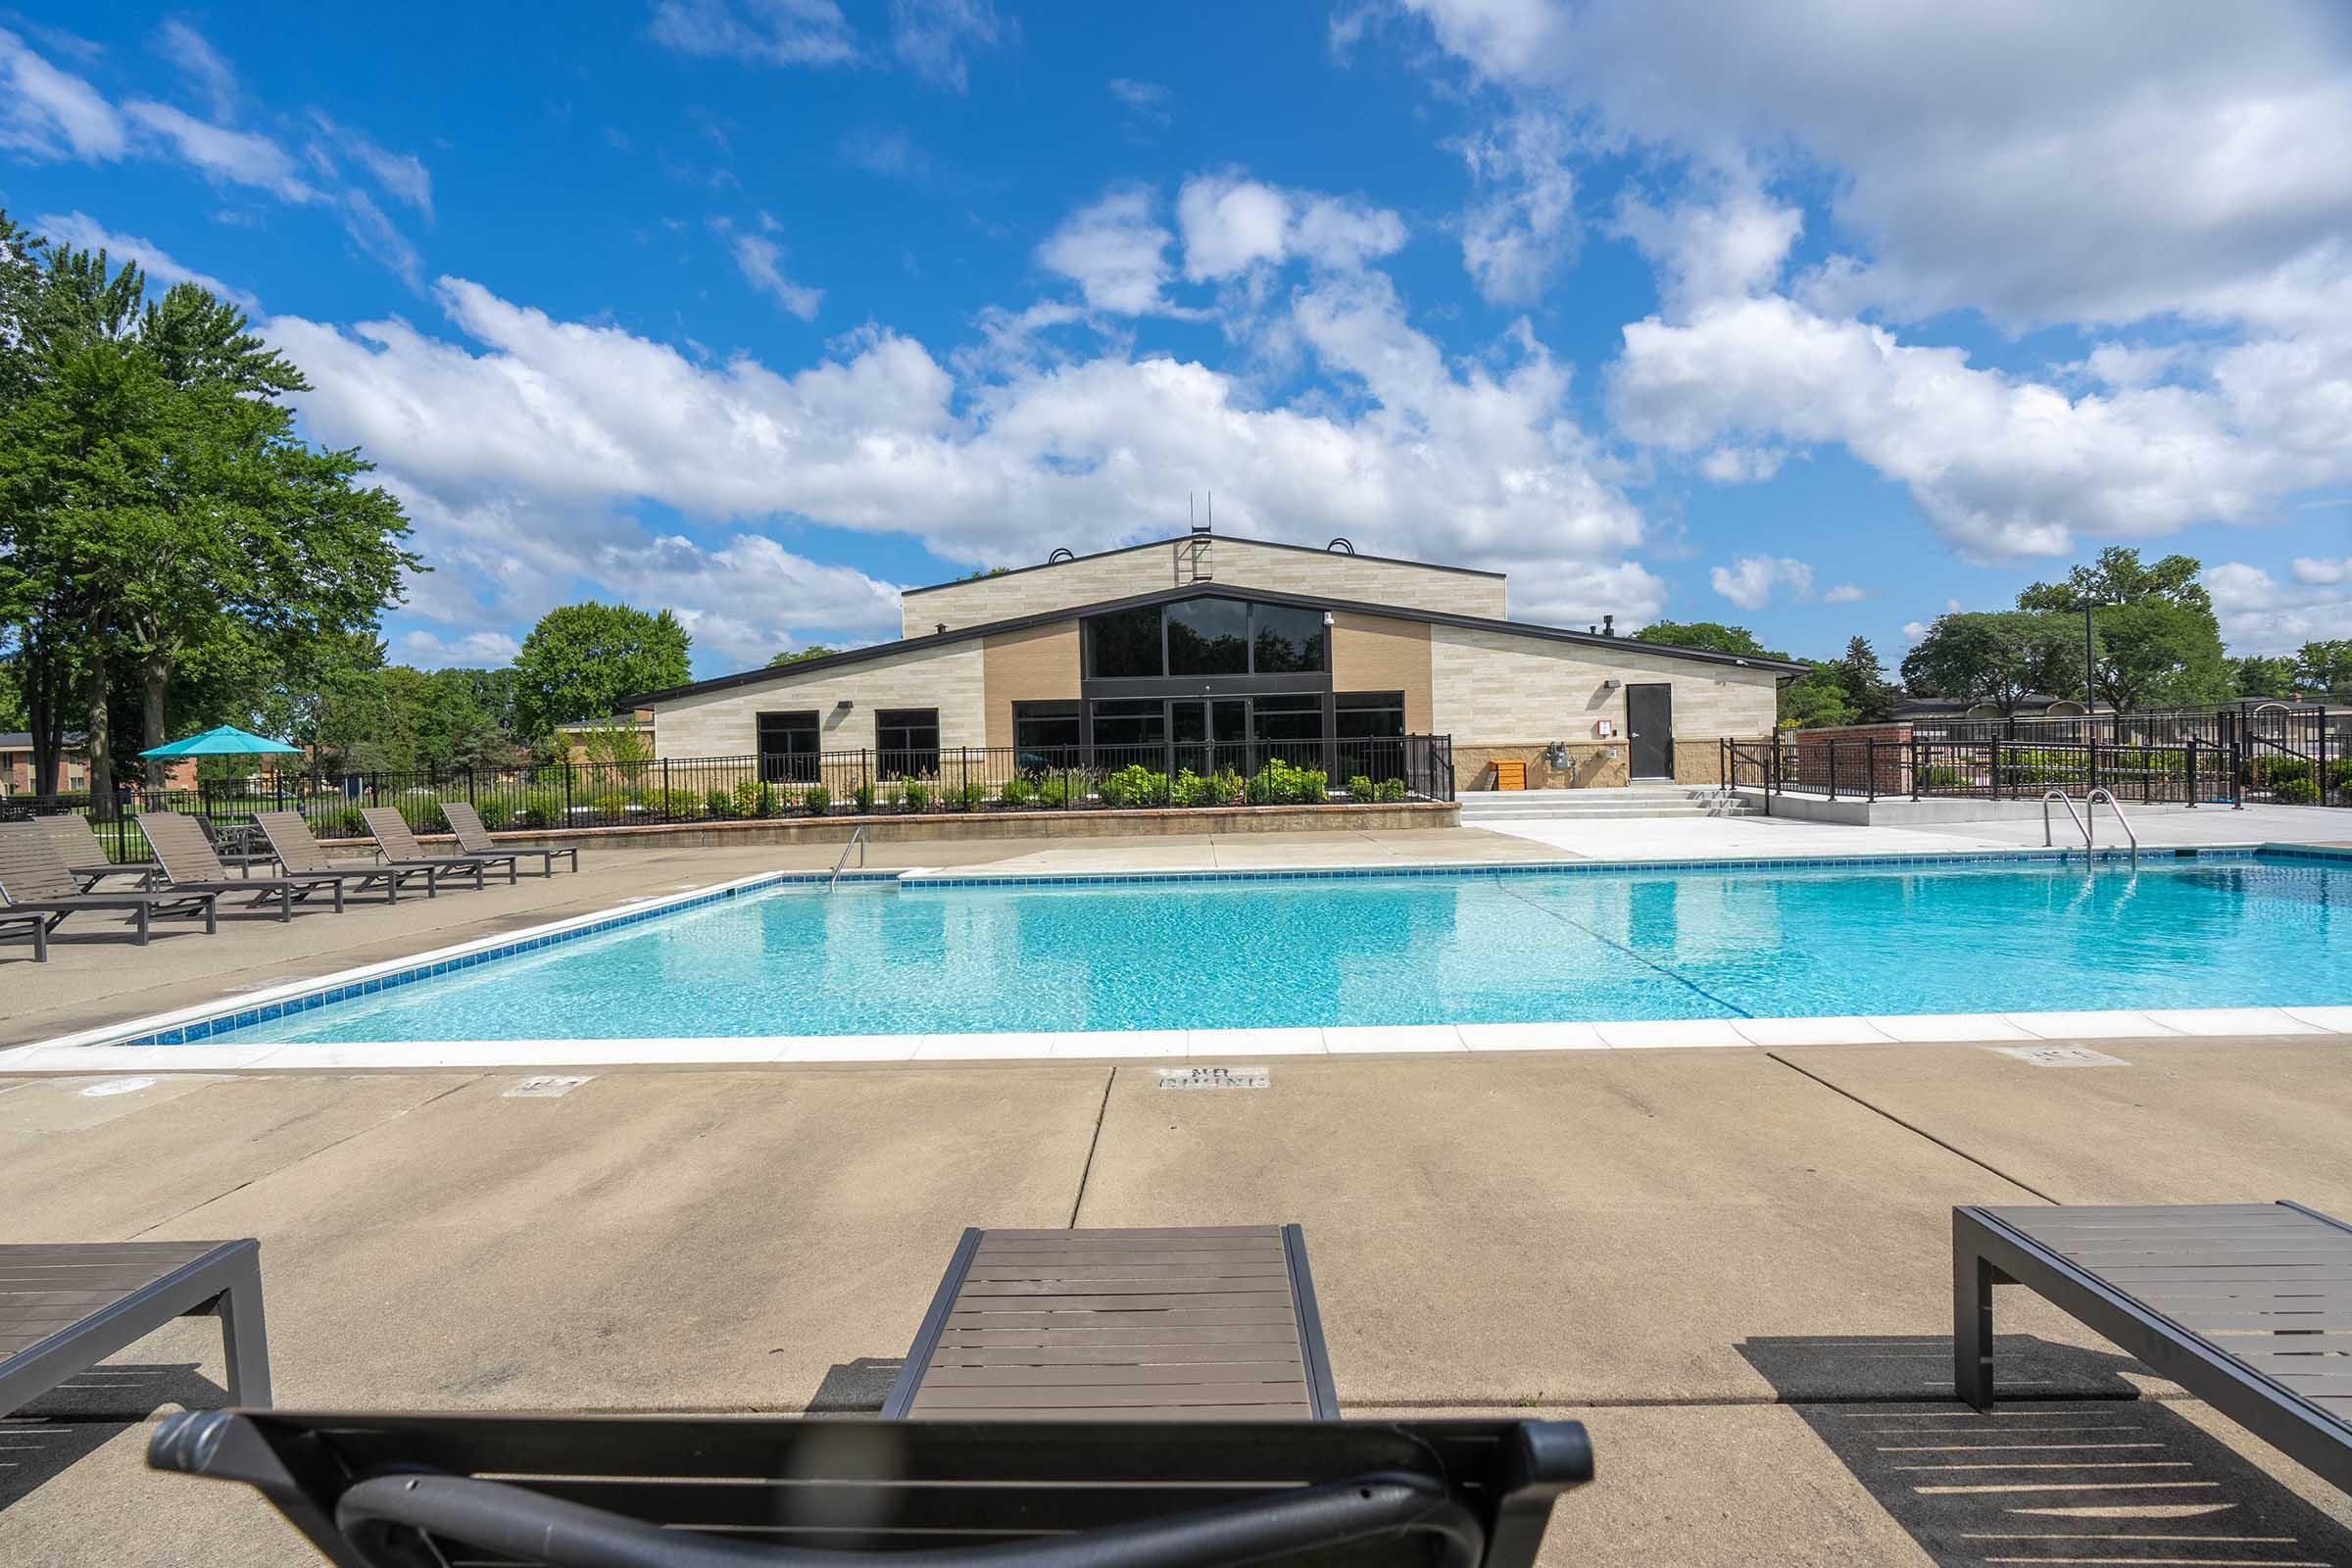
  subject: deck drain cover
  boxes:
[504,1075,593,1098]
[1991,1045,2130,1068]
[80,1077,157,1098]
[1156,1065,1269,1091]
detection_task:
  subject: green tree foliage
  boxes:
[512,602,691,738]
[1777,665,1857,729]
[2298,640,2352,702]
[2018,547,2213,616]
[1899,612,2076,713]
[767,644,842,666]
[1629,620,1778,659]
[2017,546,2228,710]
[2230,656,2301,700]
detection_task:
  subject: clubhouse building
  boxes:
[629,532,1799,790]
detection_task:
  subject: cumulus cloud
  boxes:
[1038,186,1175,315]
[399,628,525,667]
[0,25,125,160]
[1709,555,1813,611]
[888,0,1004,92]
[2294,555,2352,586]
[588,534,903,662]
[1822,583,1869,605]
[1176,172,1406,281]
[1453,109,1577,305]
[1613,173,1802,318]
[34,211,259,311]
[2204,561,2352,654]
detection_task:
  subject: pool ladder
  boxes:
[828,824,866,887]
[2041,788,2139,867]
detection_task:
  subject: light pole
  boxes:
[2073,596,2104,720]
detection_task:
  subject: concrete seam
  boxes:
[1765,1051,2057,1204]
[1066,1064,1116,1229]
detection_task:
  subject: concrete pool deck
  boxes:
[5,1041,2352,1562]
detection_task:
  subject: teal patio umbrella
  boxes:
[139,725,301,759]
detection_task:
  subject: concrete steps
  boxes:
[1459,786,1758,821]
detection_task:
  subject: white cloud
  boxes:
[0,26,125,160]
[155,20,239,122]
[338,190,423,291]
[2293,556,2352,586]
[1710,555,1813,611]
[124,99,318,201]
[312,114,434,218]
[34,211,258,310]
[1695,444,1785,484]
[399,628,525,667]
[262,270,1653,662]
[1175,172,1407,283]
[727,230,822,319]
[888,0,1004,92]
[1453,109,1577,305]
[1822,583,1869,605]
[1613,173,1802,318]
[648,0,858,67]
[2204,561,2352,654]
[1901,620,1928,642]
[1038,186,1174,315]
[1108,76,1171,128]
[588,534,903,663]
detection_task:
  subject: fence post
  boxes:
[563,760,573,824]
[1911,735,1922,801]
[2230,742,2243,809]
[1828,744,1838,801]
[1992,741,2004,801]
[2184,739,2197,808]
[662,758,671,816]
[2088,737,2100,796]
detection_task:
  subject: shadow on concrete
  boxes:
[806,1356,903,1413]
[1740,1336,2352,1564]
[1,1361,223,1517]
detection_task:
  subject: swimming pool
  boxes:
[189,851,2346,1046]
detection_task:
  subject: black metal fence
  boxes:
[1,736,1456,862]
[1723,732,2349,808]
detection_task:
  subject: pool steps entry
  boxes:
[2043,788,2139,866]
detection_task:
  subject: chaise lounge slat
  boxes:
[135,812,363,921]
[883,1224,1341,1421]
[33,813,149,890]
[0,1240,270,1415]
[1956,1200,2352,1492]
[250,809,445,901]
[361,807,501,888]
[442,802,578,878]
[0,821,220,946]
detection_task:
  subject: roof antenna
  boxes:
[1188,492,1195,530]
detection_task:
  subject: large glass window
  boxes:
[1166,597,1250,675]
[1252,604,1328,674]
[1086,606,1163,677]
[1012,702,1082,768]
[876,708,941,779]
[1251,693,1324,745]
[1336,690,1405,739]
[756,710,820,783]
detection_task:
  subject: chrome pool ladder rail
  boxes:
[829,824,866,887]
[2041,787,2138,866]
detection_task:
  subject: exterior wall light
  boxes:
[834,699,854,710]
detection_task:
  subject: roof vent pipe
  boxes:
[1048,548,1074,564]
[1602,614,1615,637]
[1327,537,1355,554]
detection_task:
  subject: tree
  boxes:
[1629,620,1782,660]
[2017,546,2227,710]
[1778,664,1858,729]
[2298,641,2352,703]
[512,602,691,737]
[1834,636,1899,722]
[768,644,842,666]
[1899,612,2075,713]
[2230,656,2301,700]
[2019,547,2213,617]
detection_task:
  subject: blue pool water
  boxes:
[208,854,2347,1044]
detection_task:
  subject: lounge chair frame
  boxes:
[33,813,150,891]
[0,823,220,944]
[441,802,579,877]
[150,1408,1591,1568]
[1,906,47,960]
[137,812,353,921]
[251,810,445,902]
[1,1240,270,1415]
[361,807,501,888]
[1955,1201,2352,1492]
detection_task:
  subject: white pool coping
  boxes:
[3,852,2346,1075]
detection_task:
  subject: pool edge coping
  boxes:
[3,840,2343,1073]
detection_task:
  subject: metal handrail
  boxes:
[828,823,866,886]
[2084,787,2139,866]
[2041,788,2090,851]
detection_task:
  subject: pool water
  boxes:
[213,855,2347,1044]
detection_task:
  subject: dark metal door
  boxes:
[1626,684,1673,778]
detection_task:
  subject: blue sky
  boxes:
[4,2,2349,678]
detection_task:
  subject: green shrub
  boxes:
[1348,774,1376,804]
[588,791,634,818]
[1099,764,1169,808]
[804,784,832,815]
[1245,759,1327,806]
[1173,769,1226,808]
[659,788,705,819]
[1001,776,1036,808]
[396,795,451,835]
[475,797,516,831]
[516,791,564,829]
[754,781,780,816]
[1293,768,1328,804]
[902,780,932,813]
[1914,764,1965,789]
[1036,775,1070,808]
[2328,759,2352,793]
[706,788,736,819]
[315,805,368,839]
[732,777,763,817]
[853,780,876,813]
[1374,778,1408,803]
[2258,757,2315,787]
[949,780,988,810]
[2276,776,2320,805]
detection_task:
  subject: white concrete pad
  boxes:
[1863,1012,2036,1042]
[2002,1010,2185,1040]
[1188,1028,1329,1056]
[2140,1007,2327,1037]
[2282,1006,2352,1033]
[1456,1020,1609,1052]
[773,1035,923,1062]
[1729,1015,1897,1047]
[912,1032,1067,1059]
[1321,1024,1467,1054]
[1049,1031,1188,1059]
[1594,1018,1753,1050]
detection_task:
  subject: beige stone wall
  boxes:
[650,640,987,758]
[1329,612,1433,732]
[903,537,1507,634]
[979,619,1081,749]
[1457,742,1630,790]
[1428,624,1780,783]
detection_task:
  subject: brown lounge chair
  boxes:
[361,807,500,888]
[136,811,375,920]
[442,801,578,877]
[1,907,45,962]
[34,812,148,891]
[0,821,219,946]
[252,809,448,901]
[146,1223,1591,1565]
[2,1241,270,1415]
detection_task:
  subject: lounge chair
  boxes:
[885,1225,1340,1420]
[33,812,148,891]
[0,821,220,945]
[146,1228,1589,1564]
[252,809,447,901]
[2,1240,269,1415]
[1956,1202,2352,1490]
[361,806,500,888]
[442,801,578,877]
[1,907,45,961]
[136,811,367,920]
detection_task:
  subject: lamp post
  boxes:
[2072,597,2105,721]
